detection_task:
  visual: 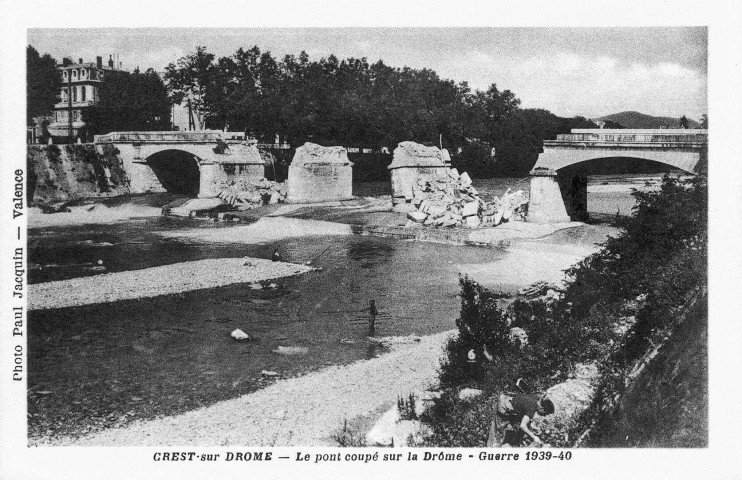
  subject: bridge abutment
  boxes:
[129,161,167,193]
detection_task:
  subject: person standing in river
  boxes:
[368,299,378,334]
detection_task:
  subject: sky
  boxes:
[28,27,708,122]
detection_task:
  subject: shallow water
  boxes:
[26,175,632,440]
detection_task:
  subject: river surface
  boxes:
[26,174,654,441]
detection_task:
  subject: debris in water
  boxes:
[403,168,528,229]
[230,329,250,341]
[272,346,309,355]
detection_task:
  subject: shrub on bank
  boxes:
[423,173,707,447]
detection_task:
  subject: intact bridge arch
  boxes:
[144,149,202,196]
[552,154,694,221]
[527,129,707,224]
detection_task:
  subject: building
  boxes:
[44,54,124,140]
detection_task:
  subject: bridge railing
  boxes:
[94,130,225,143]
[552,133,708,144]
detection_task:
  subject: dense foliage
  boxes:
[425,173,707,447]
[27,46,61,126]
[164,46,601,176]
[82,69,171,135]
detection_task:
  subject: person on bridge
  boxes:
[487,392,555,447]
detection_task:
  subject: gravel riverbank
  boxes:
[28,258,316,310]
[45,330,455,446]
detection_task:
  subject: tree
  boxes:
[679,115,690,129]
[82,68,171,135]
[27,46,61,126]
[164,46,215,130]
[699,114,708,129]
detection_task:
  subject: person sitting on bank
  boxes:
[272,249,282,262]
[487,392,555,447]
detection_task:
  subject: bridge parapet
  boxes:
[548,129,707,146]
[95,130,225,144]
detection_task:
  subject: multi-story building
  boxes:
[45,54,124,140]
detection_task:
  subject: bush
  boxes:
[425,173,707,447]
[397,394,418,421]
[438,276,513,389]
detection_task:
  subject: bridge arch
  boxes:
[527,129,707,223]
[144,149,203,196]
[533,148,701,175]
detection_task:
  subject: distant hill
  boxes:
[594,111,701,129]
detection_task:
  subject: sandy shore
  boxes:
[46,330,455,446]
[155,216,353,244]
[28,258,316,310]
[28,204,163,228]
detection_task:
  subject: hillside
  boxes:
[595,111,701,129]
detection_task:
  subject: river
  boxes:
[26,174,654,442]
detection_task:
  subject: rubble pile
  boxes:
[405,168,528,228]
[216,178,287,210]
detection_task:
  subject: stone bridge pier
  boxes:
[527,129,707,223]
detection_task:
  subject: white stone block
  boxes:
[407,211,427,223]
[459,171,472,187]
[465,215,481,228]
[461,201,479,217]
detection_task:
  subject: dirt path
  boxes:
[48,331,454,446]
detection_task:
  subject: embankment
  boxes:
[27,144,129,204]
[583,293,708,447]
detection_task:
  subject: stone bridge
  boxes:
[94,131,265,197]
[527,129,708,223]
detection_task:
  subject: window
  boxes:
[73,110,79,121]
[62,88,68,102]
[81,86,86,102]
[80,69,87,79]
[72,87,77,102]
[72,69,77,80]
[62,71,68,81]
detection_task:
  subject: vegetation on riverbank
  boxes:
[421,173,707,447]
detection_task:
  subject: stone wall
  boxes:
[26,144,129,205]
[286,143,354,203]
